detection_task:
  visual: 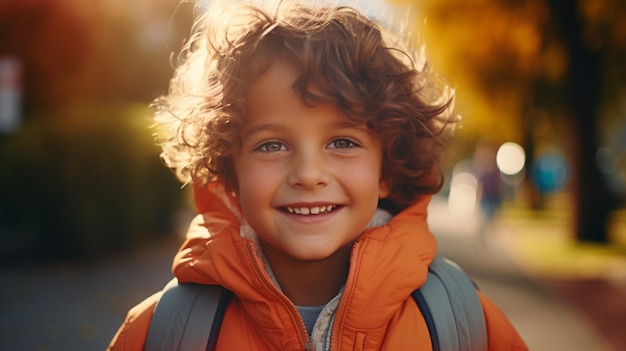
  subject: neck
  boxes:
[261,243,352,306]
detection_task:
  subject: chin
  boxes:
[291,244,351,263]
[291,251,335,262]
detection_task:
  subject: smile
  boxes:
[285,205,338,215]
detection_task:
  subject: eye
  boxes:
[328,138,359,149]
[256,141,287,152]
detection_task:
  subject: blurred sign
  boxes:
[0,56,22,134]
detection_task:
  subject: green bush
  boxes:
[0,104,185,262]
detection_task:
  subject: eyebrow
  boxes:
[327,120,369,131]
[241,119,369,140]
[241,123,285,140]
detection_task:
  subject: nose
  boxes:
[287,149,330,190]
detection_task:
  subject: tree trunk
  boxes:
[554,0,613,243]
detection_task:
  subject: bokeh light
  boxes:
[496,142,526,176]
[448,170,478,216]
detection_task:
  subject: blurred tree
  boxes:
[0,0,100,112]
[549,0,626,243]
[0,0,196,260]
[407,0,548,143]
[0,0,189,112]
[408,0,626,243]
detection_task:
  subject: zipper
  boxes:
[328,241,362,351]
[246,242,313,351]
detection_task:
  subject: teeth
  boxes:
[286,205,336,215]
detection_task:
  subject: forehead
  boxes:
[245,59,300,108]
[242,60,373,137]
[234,35,338,107]
[245,61,335,120]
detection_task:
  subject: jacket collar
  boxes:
[173,182,437,347]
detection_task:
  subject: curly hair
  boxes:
[153,0,458,210]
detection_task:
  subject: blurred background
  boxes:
[0,0,625,350]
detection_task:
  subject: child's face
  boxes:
[233,60,389,263]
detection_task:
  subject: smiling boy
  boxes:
[108,1,528,350]
[236,60,389,306]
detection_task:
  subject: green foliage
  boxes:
[0,104,185,262]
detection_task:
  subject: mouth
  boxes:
[282,205,340,215]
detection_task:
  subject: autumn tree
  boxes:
[0,0,100,113]
[408,0,626,243]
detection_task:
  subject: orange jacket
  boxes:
[108,184,528,351]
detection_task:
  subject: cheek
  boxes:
[336,162,383,198]
[338,155,383,182]
[237,161,281,187]
[234,158,282,204]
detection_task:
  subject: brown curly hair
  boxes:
[153,0,457,210]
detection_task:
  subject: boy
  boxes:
[108,1,528,350]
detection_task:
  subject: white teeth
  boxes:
[286,205,336,215]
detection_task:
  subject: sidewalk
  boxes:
[495,203,626,351]
[0,238,178,351]
[428,196,623,351]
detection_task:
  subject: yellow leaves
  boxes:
[580,0,610,26]
[543,42,568,82]
[398,0,550,143]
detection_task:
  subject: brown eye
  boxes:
[328,138,358,149]
[257,141,286,152]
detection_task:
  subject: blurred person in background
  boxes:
[473,141,503,221]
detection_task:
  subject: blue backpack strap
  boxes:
[411,257,488,351]
[144,278,232,351]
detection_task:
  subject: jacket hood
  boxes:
[173,181,437,335]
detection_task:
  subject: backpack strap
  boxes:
[144,278,232,351]
[411,257,488,351]
[145,257,486,351]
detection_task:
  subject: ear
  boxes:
[378,179,390,199]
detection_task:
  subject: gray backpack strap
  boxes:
[144,278,231,351]
[412,257,488,351]
[145,258,485,351]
